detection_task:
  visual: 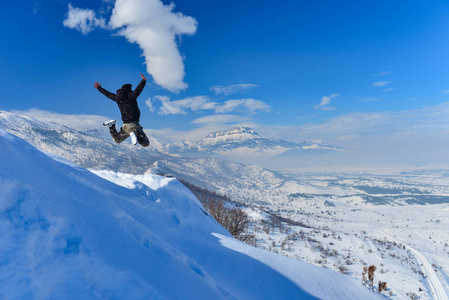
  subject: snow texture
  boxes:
[0,129,381,299]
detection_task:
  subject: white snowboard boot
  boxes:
[103,120,116,128]
[130,132,138,145]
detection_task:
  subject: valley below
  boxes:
[239,169,449,300]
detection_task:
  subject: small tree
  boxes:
[227,208,248,237]
[204,199,252,243]
[204,198,227,225]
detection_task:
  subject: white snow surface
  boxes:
[0,129,382,299]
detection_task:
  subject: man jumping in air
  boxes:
[94,73,149,147]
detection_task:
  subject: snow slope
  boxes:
[0,129,382,299]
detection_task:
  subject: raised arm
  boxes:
[94,81,116,101]
[131,73,147,99]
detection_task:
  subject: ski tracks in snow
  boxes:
[381,230,448,300]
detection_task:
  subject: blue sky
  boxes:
[2,0,449,166]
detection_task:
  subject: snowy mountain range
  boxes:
[0,111,345,169]
[0,128,381,299]
[159,126,346,158]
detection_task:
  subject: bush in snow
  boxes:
[368,265,377,287]
[378,281,387,292]
[362,265,377,287]
[338,265,348,275]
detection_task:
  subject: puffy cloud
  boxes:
[148,95,212,115]
[154,95,186,115]
[170,96,218,112]
[150,95,271,115]
[63,4,107,34]
[210,84,259,96]
[320,97,331,106]
[63,0,197,92]
[109,0,197,92]
[315,93,339,110]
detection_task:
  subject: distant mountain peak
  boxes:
[205,127,260,139]
[303,139,325,145]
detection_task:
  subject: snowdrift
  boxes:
[0,129,381,299]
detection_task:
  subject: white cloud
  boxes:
[442,90,449,93]
[374,71,391,76]
[63,0,197,92]
[287,103,449,168]
[191,114,250,124]
[155,95,187,115]
[150,95,213,115]
[210,84,259,96]
[382,88,394,92]
[171,96,218,112]
[300,102,449,139]
[373,81,390,87]
[63,4,107,34]
[320,97,331,106]
[315,93,339,110]
[215,99,271,114]
[145,97,155,112]
[151,95,271,115]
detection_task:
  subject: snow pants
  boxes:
[110,122,150,147]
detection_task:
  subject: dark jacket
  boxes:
[98,79,146,123]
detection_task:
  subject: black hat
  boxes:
[121,84,132,90]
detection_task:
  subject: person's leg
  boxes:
[110,124,130,144]
[135,124,150,147]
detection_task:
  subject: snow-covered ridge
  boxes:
[161,126,346,159]
[0,129,381,299]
